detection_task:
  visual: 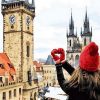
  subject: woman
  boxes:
[51,42,100,100]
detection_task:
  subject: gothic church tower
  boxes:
[81,10,92,47]
[66,12,81,67]
[66,10,92,67]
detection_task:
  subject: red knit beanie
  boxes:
[79,42,99,72]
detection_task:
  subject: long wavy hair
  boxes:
[67,67,100,99]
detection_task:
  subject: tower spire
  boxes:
[85,8,88,22]
[83,9,90,34]
[69,9,74,36]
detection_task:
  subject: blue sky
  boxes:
[0,0,100,60]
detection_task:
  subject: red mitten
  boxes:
[51,49,60,61]
[58,48,65,62]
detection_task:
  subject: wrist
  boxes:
[55,59,61,64]
[61,60,66,64]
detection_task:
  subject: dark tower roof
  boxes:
[81,10,92,36]
[67,10,77,37]
[1,0,35,13]
[45,55,55,65]
[69,11,74,35]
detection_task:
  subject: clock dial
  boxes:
[9,15,15,25]
[26,16,30,25]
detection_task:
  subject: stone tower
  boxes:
[1,1,38,99]
[81,10,92,47]
[66,11,81,67]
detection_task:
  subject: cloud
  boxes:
[0,0,100,60]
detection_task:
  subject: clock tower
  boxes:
[1,1,38,98]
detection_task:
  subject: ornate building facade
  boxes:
[1,0,38,100]
[66,11,92,67]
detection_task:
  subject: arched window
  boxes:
[70,40,71,46]
[27,45,30,57]
[84,38,86,46]
[26,42,30,57]
[75,55,79,67]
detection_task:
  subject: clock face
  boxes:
[9,15,15,25]
[26,16,30,25]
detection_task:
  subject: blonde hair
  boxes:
[67,67,100,99]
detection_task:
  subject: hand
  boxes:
[58,48,65,62]
[51,49,60,62]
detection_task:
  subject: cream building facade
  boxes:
[43,64,57,87]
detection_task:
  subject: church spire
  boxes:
[69,9,74,36]
[85,9,88,22]
[83,9,90,34]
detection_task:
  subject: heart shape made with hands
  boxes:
[51,48,65,62]
[53,48,65,59]
[55,53,61,58]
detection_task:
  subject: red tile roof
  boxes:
[33,61,42,68]
[0,53,16,81]
[33,61,42,72]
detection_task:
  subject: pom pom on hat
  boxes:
[79,42,99,72]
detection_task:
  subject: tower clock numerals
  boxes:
[9,15,15,25]
[26,16,30,25]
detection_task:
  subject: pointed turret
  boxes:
[69,10,74,35]
[83,10,90,34]
[81,10,92,46]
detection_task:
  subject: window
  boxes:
[5,78,8,85]
[27,45,30,57]
[3,92,6,100]
[69,40,71,46]
[14,89,16,97]
[9,90,12,99]
[75,55,79,67]
[8,63,13,68]
[0,64,4,69]
[84,38,86,46]
[0,77,2,82]
[11,25,14,29]
[27,26,29,30]
[19,88,22,95]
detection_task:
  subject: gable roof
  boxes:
[0,53,16,81]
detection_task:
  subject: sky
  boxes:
[0,0,100,60]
